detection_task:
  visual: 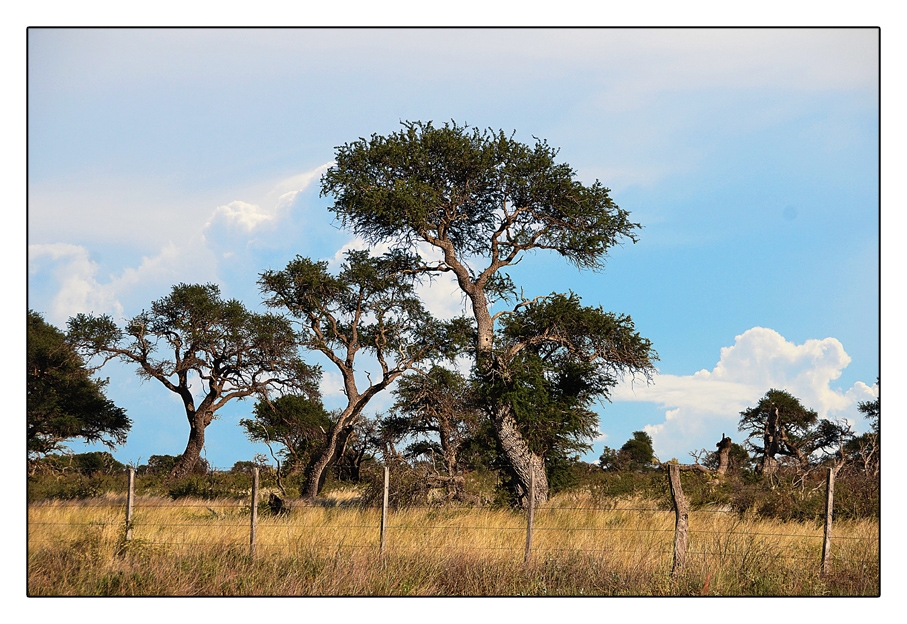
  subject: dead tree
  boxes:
[682,434,735,478]
[715,434,733,477]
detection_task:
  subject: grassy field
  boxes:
[27,489,879,596]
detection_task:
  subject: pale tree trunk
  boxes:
[716,434,732,477]
[470,285,548,508]
[437,241,549,508]
[437,418,464,501]
[760,454,779,476]
[759,407,781,475]
[493,403,547,507]
[302,359,365,500]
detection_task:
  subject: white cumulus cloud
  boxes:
[30,163,334,326]
[29,238,217,327]
[211,200,276,231]
[207,162,333,233]
[320,371,346,399]
[28,243,124,323]
[612,327,878,460]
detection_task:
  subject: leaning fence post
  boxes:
[667,464,689,578]
[250,466,259,557]
[125,466,135,542]
[524,470,536,564]
[379,465,389,555]
[821,466,837,575]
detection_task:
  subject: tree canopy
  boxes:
[599,431,657,471]
[383,366,483,501]
[620,431,657,468]
[488,293,653,457]
[27,310,130,460]
[322,120,638,272]
[67,283,319,479]
[738,389,819,474]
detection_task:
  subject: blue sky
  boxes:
[27,28,880,469]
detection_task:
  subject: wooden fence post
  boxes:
[380,465,389,555]
[821,466,837,575]
[524,470,536,564]
[250,466,259,557]
[667,464,689,578]
[125,466,135,542]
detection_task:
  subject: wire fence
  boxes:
[27,465,878,577]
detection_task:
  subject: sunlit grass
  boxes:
[27,490,878,596]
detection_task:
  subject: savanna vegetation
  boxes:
[27,469,879,596]
[27,122,879,596]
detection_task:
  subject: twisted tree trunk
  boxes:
[438,238,550,508]
[170,409,213,479]
[494,404,548,508]
[302,416,355,500]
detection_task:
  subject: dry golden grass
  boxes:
[27,490,878,596]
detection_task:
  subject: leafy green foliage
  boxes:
[27,310,130,459]
[165,473,248,500]
[597,446,621,471]
[622,431,656,468]
[260,251,470,363]
[32,451,126,476]
[858,385,880,434]
[739,389,865,472]
[385,367,481,469]
[259,249,470,498]
[138,454,208,476]
[319,121,655,505]
[844,378,880,475]
[486,351,601,459]
[322,120,638,270]
[240,394,333,475]
[486,294,656,466]
[599,431,658,471]
[498,293,656,378]
[381,366,487,501]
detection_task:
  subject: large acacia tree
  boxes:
[321,121,657,506]
[259,249,468,499]
[67,283,319,479]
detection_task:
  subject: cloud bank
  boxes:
[29,163,332,326]
[612,327,878,460]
